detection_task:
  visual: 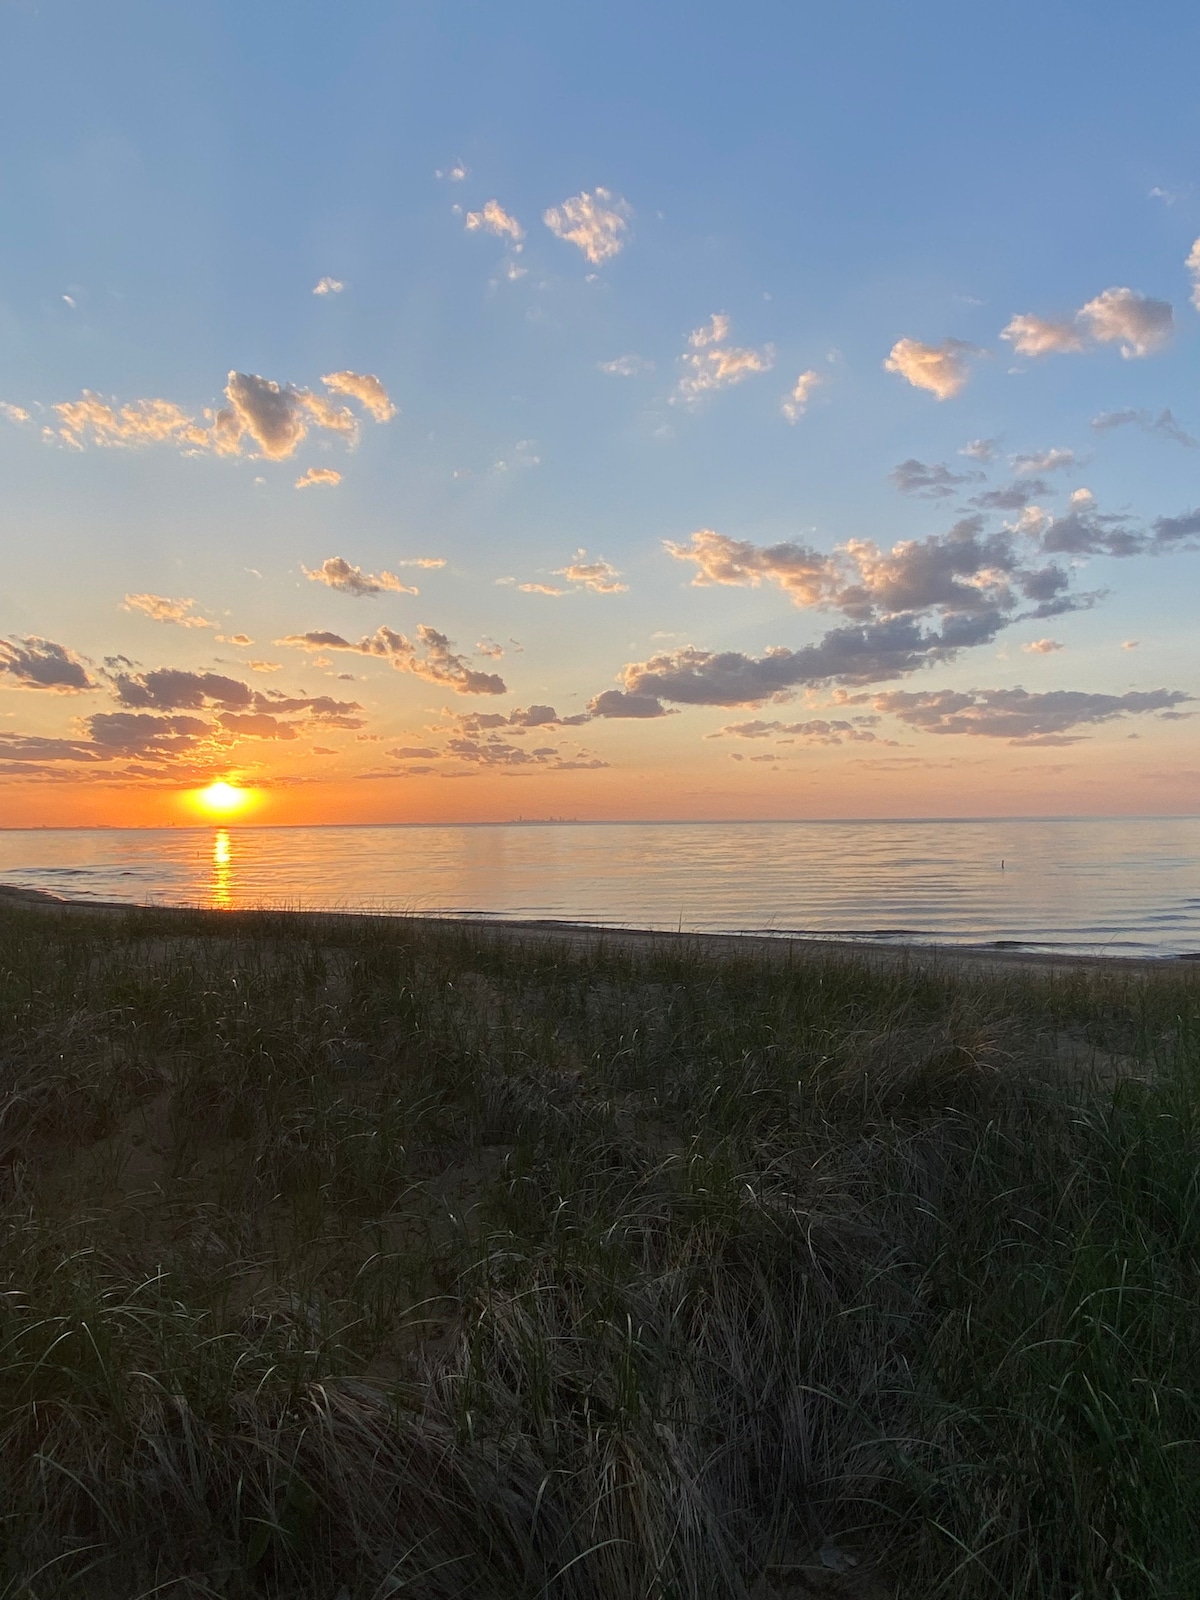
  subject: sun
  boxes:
[193,781,255,818]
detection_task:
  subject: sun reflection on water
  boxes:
[211,829,233,910]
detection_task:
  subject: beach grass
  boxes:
[0,900,1197,1598]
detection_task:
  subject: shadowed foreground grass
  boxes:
[0,902,1197,1598]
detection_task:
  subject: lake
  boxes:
[2,817,1199,957]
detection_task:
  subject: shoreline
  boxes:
[3,881,1196,978]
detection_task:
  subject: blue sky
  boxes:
[1,0,1198,824]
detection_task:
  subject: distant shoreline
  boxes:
[3,881,1196,977]
[1,812,1199,832]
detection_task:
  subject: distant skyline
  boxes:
[2,0,1199,826]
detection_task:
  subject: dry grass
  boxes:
[0,902,1197,1598]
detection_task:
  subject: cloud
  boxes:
[0,732,109,764]
[518,583,565,596]
[1022,638,1063,654]
[971,480,1048,510]
[121,593,214,628]
[295,466,342,489]
[554,551,627,593]
[667,517,1058,625]
[1092,408,1197,448]
[277,624,507,695]
[1011,447,1076,474]
[86,712,214,758]
[960,438,997,461]
[1080,288,1173,357]
[320,370,397,423]
[465,199,525,248]
[434,162,468,182]
[890,458,978,498]
[883,337,980,400]
[542,187,632,264]
[54,393,212,451]
[674,314,774,405]
[214,372,349,459]
[110,668,252,711]
[710,717,891,747]
[599,354,653,377]
[303,556,419,597]
[586,690,673,718]
[1188,238,1200,310]
[106,667,366,747]
[782,369,821,422]
[1038,506,1145,558]
[1000,314,1085,357]
[1003,287,1173,361]
[393,705,605,772]
[217,712,299,741]
[666,529,839,607]
[872,686,1190,744]
[0,636,93,692]
[246,660,282,673]
[1,402,30,424]
[614,612,1006,709]
[53,369,395,462]
[1152,508,1200,546]
[312,277,344,295]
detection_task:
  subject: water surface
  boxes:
[2,818,1199,957]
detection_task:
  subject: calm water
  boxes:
[1,818,1199,957]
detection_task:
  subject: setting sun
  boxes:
[192,781,255,818]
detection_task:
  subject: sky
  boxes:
[2,0,1199,828]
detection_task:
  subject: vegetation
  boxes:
[0,899,1197,1598]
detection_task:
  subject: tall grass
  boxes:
[0,901,1196,1597]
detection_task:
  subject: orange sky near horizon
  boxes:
[2,724,1195,831]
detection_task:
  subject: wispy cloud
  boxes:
[543,187,632,264]
[1188,238,1200,311]
[599,354,653,377]
[0,402,30,424]
[1022,638,1063,654]
[554,551,627,593]
[781,369,821,423]
[320,370,397,423]
[871,686,1189,744]
[883,337,980,400]
[295,466,342,489]
[890,458,979,498]
[312,277,344,295]
[465,199,525,250]
[276,624,507,695]
[1092,408,1197,448]
[303,557,419,597]
[1011,447,1076,474]
[121,593,214,628]
[674,314,774,406]
[709,716,892,747]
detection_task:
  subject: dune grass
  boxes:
[0,901,1197,1597]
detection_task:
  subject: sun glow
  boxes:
[192,781,256,818]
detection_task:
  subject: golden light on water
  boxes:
[211,828,233,910]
